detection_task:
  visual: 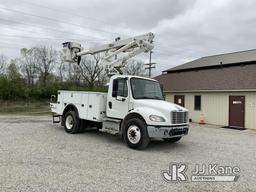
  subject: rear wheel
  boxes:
[123,118,150,150]
[163,137,182,143]
[64,111,80,134]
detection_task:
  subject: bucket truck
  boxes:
[50,32,189,149]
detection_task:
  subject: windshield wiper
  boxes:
[135,96,152,99]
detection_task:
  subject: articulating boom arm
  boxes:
[62,32,154,75]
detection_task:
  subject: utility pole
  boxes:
[145,51,156,78]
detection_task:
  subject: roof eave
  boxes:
[164,89,256,93]
[164,60,256,73]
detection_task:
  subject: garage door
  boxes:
[174,95,185,107]
[229,96,245,128]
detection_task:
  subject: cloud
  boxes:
[151,0,256,75]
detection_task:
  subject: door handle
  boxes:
[108,102,112,109]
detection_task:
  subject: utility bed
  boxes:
[51,90,107,122]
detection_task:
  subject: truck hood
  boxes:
[133,99,187,112]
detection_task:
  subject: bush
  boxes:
[0,75,108,101]
[0,75,26,100]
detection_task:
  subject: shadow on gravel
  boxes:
[146,140,188,152]
[52,125,189,151]
[1,119,52,124]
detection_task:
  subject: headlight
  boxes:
[149,115,165,122]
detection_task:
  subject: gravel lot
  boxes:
[0,115,255,192]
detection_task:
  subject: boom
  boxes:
[62,32,154,75]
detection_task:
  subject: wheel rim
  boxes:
[127,125,141,144]
[65,115,74,130]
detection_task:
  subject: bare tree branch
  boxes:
[123,59,146,76]
[0,54,7,75]
[79,54,105,88]
[20,48,37,87]
[33,46,58,85]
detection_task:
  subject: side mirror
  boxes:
[116,96,126,102]
[160,84,166,100]
[160,84,164,92]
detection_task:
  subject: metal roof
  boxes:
[164,49,256,73]
[155,63,256,92]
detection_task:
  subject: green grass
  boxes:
[0,100,51,115]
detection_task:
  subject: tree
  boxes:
[55,51,65,83]
[34,46,57,85]
[5,60,25,100]
[79,54,105,88]
[62,59,82,83]
[123,59,146,76]
[20,48,37,87]
[7,60,21,81]
[0,54,7,75]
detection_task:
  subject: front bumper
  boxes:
[147,124,189,138]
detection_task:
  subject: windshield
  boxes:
[130,78,164,100]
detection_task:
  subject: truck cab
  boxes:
[105,75,189,148]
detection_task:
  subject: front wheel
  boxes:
[123,118,150,150]
[163,137,182,143]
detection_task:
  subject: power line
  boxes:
[0,33,120,54]
[0,18,108,42]
[11,0,129,36]
[0,34,83,50]
[0,34,113,53]
[0,6,171,57]
[0,19,112,43]
[0,4,179,57]
[0,24,106,44]
[0,34,100,42]
[0,33,171,58]
[0,6,123,37]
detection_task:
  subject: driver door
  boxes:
[107,78,129,119]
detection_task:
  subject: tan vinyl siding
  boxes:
[244,92,256,129]
[165,92,256,130]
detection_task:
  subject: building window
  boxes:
[194,95,201,111]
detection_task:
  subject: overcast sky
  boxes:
[1,0,256,76]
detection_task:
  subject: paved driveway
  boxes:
[0,116,255,192]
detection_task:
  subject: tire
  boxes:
[63,111,80,134]
[163,137,182,143]
[123,118,150,150]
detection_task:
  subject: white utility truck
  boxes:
[50,32,189,149]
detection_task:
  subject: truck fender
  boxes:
[120,112,146,135]
[121,107,166,133]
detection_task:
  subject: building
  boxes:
[155,49,256,130]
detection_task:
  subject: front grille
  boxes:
[171,111,188,124]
